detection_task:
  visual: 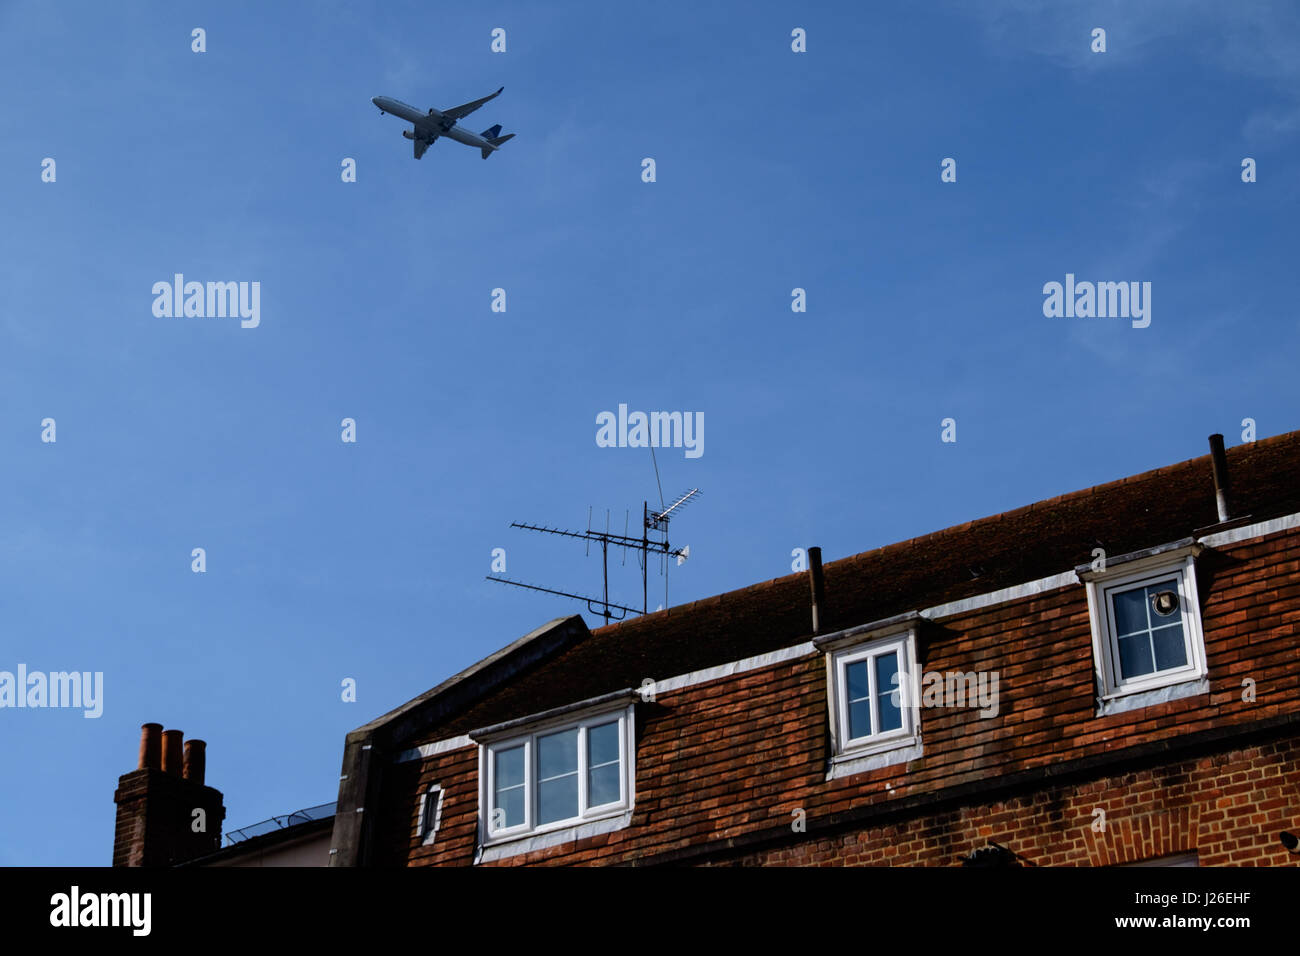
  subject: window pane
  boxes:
[1112,587,1149,637]
[588,721,620,768]
[537,729,578,779]
[846,659,873,738]
[1118,634,1154,679]
[875,652,903,732]
[538,773,579,824]
[848,698,872,739]
[493,745,526,828]
[495,785,524,828]
[495,745,524,789]
[1112,578,1188,681]
[1151,624,1188,670]
[537,729,579,825]
[587,721,622,808]
[422,792,439,833]
[1148,581,1183,624]
[588,762,621,807]
[846,660,870,703]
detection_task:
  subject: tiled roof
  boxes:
[427,431,1300,738]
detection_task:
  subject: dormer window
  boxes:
[814,613,924,778]
[1080,541,1209,713]
[472,694,637,851]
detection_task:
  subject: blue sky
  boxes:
[1,0,1296,865]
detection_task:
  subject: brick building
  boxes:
[112,723,334,867]
[328,431,1300,866]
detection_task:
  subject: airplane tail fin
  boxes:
[480,124,503,139]
[480,132,515,159]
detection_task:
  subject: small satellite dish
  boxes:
[677,545,690,567]
[1151,590,1179,617]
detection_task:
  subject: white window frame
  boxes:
[416,784,444,846]
[1082,546,1208,702]
[824,621,922,761]
[479,702,635,846]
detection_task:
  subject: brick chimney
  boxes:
[112,723,226,866]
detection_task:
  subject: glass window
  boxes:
[846,660,872,738]
[833,632,917,757]
[420,786,444,843]
[875,652,903,732]
[484,708,632,840]
[587,721,622,807]
[493,744,526,828]
[1109,577,1189,682]
[537,729,579,824]
[1085,551,1208,705]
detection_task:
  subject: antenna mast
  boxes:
[487,489,700,625]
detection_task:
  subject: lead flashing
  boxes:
[812,610,922,653]
[1075,537,1201,581]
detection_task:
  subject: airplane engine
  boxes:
[402,130,415,140]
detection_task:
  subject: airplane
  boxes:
[371,88,515,160]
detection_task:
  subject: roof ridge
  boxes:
[591,429,1300,636]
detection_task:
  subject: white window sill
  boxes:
[1096,677,1209,717]
[826,738,922,781]
[476,809,633,863]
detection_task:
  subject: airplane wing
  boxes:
[441,86,504,121]
[414,135,431,160]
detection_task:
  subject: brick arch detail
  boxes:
[1084,805,1199,866]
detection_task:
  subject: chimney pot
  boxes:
[183,739,207,785]
[114,723,225,866]
[138,723,163,771]
[161,729,184,777]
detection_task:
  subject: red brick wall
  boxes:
[716,738,1300,866]
[377,525,1300,866]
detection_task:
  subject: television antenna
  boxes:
[486,487,700,625]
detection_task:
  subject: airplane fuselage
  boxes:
[371,96,493,150]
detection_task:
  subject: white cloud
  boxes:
[951,0,1300,82]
